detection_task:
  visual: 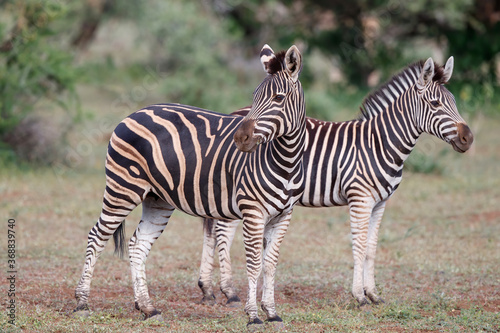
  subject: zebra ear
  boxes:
[442,56,454,83]
[260,44,276,74]
[417,57,435,90]
[284,45,302,83]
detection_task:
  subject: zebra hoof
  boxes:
[266,316,284,330]
[144,312,166,324]
[365,289,385,305]
[201,294,216,306]
[371,297,385,305]
[143,309,162,321]
[72,304,90,318]
[247,317,264,332]
[358,297,370,307]
[226,295,242,308]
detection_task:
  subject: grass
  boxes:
[1,90,500,332]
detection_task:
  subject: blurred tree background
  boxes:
[0,0,499,168]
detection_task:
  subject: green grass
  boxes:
[1,98,499,332]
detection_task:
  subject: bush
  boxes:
[134,0,260,113]
[0,1,81,164]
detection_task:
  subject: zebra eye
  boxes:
[430,100,441,107]
[273,94,285,102]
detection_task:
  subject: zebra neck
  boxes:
[358,63,425,164]
[365,101,420,168]
[269,121,306,171]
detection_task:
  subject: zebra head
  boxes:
[415,57,474,153]
[234,44,304,153]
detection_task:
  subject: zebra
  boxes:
[197,57,474,307]
[73,44,306,327]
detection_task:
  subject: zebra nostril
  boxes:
[235,134,248,144]
[457,123,473,146]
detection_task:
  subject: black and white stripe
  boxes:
[198,57,474,306]
[74,44,306,326]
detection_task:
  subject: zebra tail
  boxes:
[113,221,127,259]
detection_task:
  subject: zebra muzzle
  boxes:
[450,122,473,153]
[234,119,259,153]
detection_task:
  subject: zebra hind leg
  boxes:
[198,218,241,307]
[363,201,387,305]
[217,219,241,306]
[348,199,374,306]
[74,185,142,315]
[129,193,173,320]
[198,218,217,306]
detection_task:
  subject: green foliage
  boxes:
[0,0,81,162]
[1,0,497,166]
[210,0,500,105]
[133,0,258,113]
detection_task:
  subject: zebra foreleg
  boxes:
[348,198,374,306]
[217,219,241,306]
[242,212,265,326]
[363,200,387,305]
[260,210,292,324]
[198,218,218,305]
[129,195,173,319]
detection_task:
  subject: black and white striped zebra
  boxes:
[197,57,474,307]
[74,44,306,327]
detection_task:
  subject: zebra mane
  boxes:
[266,50,287,74]
[358,60,445,120]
